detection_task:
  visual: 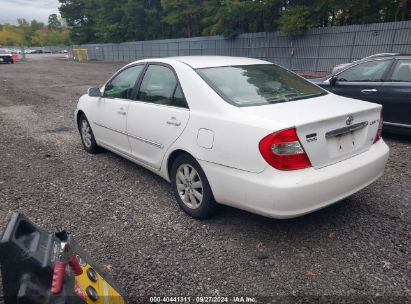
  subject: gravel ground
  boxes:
[0,55,410,303]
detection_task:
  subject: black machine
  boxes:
[0,212,126,304]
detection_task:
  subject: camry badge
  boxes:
[306,133,317,142]
[346,115,354,126]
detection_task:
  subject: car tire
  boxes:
[78,114,100,154]
[171,154,219,219]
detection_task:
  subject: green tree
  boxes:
[31,28,70,46]
[0,18,70,46]
[16,18,32,45]
[92,0,128,42]
[279,5,311,34]
[201,0,282,38]
[161,0,204,37]
[0,24,24,45]
[143,0,169,39]
[30,20,44,33]
[121,0,147,41]
[48,14,62,29]
[55,0,411,43]
[59,0,96,44]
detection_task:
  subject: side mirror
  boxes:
[329,76,337,86]
[88,87,101,97]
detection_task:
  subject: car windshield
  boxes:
[196,64,327,107]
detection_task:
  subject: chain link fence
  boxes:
[72,20,411,72]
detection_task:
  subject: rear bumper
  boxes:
[200,139,389,219]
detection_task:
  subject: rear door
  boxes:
[379,59,411,126]
[126,64,190,169]
[326,59,393,102]
[92,65,145,153]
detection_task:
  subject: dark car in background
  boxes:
[0,49,14,64]
[331,53,399,74]
[311,54,411,135]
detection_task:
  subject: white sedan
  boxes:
[75,56,389,219]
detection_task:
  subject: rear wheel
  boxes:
[78,114,100,154]
[171,154,219,219]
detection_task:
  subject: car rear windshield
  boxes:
[196,64,327,107]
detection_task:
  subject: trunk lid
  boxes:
[240,94,382,168]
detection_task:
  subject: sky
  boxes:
[0,0,60,25]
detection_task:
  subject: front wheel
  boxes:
[78,114,100,154]
[171,155,219,219]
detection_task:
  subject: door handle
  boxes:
[166,117,181,126]
[361,89,378,94]
[117,108,127,115]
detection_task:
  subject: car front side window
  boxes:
[104,65,144,99]
[390,60,411,82]
[137,65,188,108]
[336,60,391,82]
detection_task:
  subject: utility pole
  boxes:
[20,46,26,61]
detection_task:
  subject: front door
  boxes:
[92,65,145,153]
[326,59,392,103]
[127,64,190,169]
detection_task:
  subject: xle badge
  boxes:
[306,133,317,142]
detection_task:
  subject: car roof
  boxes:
[138,56,270,69]
[365,53,399,58]
[360,54,411,61]
[394,54,411,59]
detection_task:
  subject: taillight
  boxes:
[259,128,311,170]
[373,108,383,144]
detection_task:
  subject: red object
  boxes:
[373,108,383,143]
[50,242,83,294]
[259,128,311,170]
[11,54,19,62]
[69,254,83,276]
[51,261,66,294]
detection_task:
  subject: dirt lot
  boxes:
[0,55,410,303]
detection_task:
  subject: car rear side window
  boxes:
[138,65,188,108]
[196,64,327,107]
[390,60,411,82]
[336,60,391,82]
[104,65,144,99]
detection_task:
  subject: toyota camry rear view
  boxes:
[75,56,389,219]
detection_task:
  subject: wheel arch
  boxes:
[76,110,85,129]
[166,149,194,180]
[165,149,217,198]
[166,148,219,218]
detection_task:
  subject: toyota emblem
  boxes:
[346,115,354,125]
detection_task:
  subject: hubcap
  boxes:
[81,120,92,148]
[176,164,203,209]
